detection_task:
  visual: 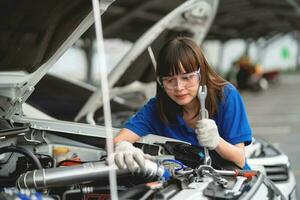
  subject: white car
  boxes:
[247,137,297,200]
[0,0,293,199]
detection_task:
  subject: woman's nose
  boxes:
[174,78,185,90]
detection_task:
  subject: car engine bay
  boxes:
[0,120,283,200]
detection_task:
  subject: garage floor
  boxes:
[242,73,300,197]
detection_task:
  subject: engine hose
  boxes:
[118,184,150,200]
[0,145,43,169]
[17,160,169,190]
[17,162,130,189]
[161,159,185,172]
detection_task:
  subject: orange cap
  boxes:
[53,147,69,155]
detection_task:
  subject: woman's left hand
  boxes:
[195,119,220,150]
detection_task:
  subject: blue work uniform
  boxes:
[124,83,252,170]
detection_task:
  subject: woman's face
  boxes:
[161,67,200,106]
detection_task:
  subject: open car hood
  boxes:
[75,0,219,121]
[0,0,114,119]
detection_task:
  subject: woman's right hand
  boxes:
[109,141,154,172]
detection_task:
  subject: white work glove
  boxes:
[110,141,154,172]
[195,119,220,150]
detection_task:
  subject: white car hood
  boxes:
[0,0,114,119]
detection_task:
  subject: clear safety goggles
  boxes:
[157,69,200,90]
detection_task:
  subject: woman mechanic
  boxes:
[112,37,252,171]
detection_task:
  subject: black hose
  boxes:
[118,183,150,200]
[35,153,55,168]
[0,146,43,169]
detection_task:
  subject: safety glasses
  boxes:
[157,68,200,90]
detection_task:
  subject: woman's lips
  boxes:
[175,94,187,99]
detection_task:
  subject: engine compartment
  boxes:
[0,121,283,200]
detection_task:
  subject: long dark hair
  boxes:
[156,37,227,124]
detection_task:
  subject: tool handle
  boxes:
[200,103,206,119]
[234,170,257,180]
[200,109,209,119]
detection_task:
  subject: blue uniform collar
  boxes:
[176,114,195,133]
[176,114,186,126]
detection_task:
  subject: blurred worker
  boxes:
[236,56,254,90]
[235,56,267,90]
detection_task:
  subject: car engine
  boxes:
[0,122,284,200]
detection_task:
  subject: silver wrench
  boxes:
[225,176,247,196]
[198,165,228,188]
[197,85,212,166]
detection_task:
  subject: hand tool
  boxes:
[197,85,211,166]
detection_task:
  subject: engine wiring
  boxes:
[0,152,13,165]
[56,157,107,167]
[161,159,186,172]
[35,153,55,168]
[0,145,42,169]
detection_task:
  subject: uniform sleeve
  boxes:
[219,85,252,146]
[123,98,157,137]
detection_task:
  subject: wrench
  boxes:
[225,176,247,196]
[198,165,228,188]
[197,85,212,166]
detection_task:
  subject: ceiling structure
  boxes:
[208,0,300,41]
[101,0,300,42]
[79,0,300,84]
